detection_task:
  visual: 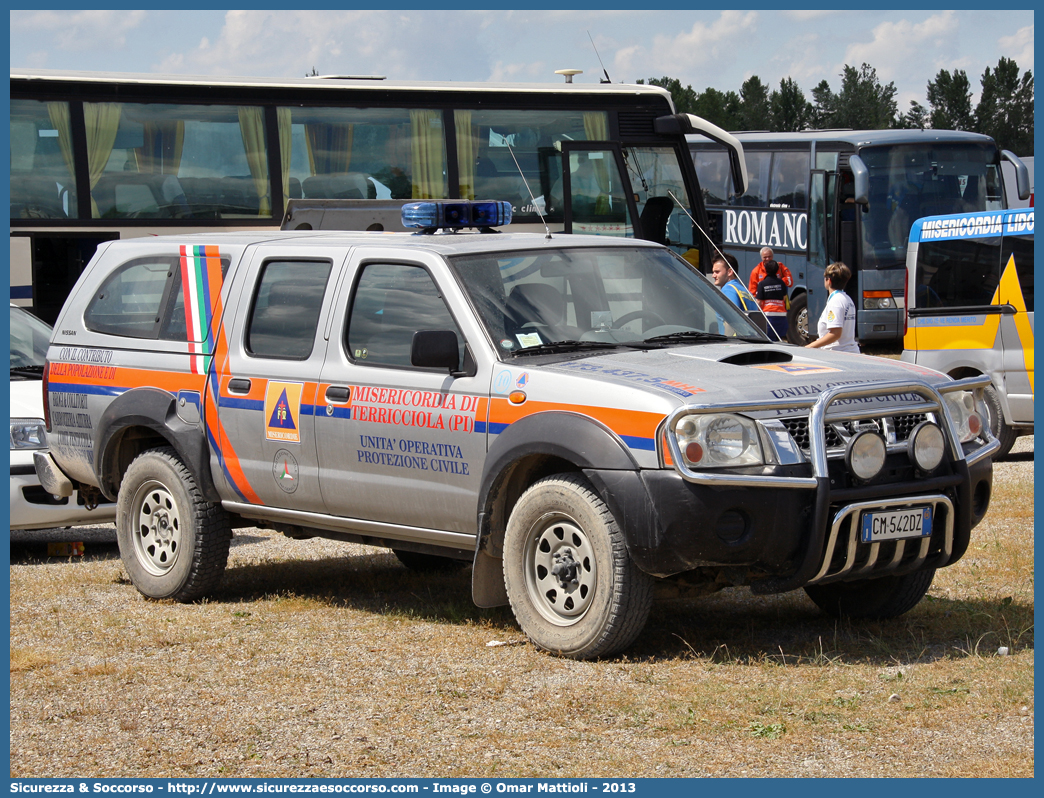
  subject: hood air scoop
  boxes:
[718,349,794,366]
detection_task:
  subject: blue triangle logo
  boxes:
[268,388,297,430]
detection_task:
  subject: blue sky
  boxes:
[8,9,1035,111]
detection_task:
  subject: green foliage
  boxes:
[636,56,1032,152]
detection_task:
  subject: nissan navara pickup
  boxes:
[35,200,999,658]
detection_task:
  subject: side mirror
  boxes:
[1002,150,1031,201]
[411,330,461,372]
[849,154,870,207]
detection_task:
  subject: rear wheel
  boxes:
[804,568,936,619]
[503,474,653,659]
[982,383,1018,458]
[116,446,231,601]
[787,292,810,345]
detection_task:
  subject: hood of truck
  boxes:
[542,343,949,410]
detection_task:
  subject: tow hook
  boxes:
[551,548,580,588]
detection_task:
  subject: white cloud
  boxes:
[843,11,959,82]
[998,25,1033,69]
[613,11,758,82]
[11,10,147,52]
[782,11,838,22]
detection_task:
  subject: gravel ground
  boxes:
[8,437,1034,778]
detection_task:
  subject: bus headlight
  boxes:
[674,414,763,468]
[863,291,896,309]
[944,391,983,443]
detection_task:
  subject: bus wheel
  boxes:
[804,568,936,619]
[982,383,1018,458]
[787,293,810,345]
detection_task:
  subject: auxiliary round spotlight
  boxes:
[908,421,945,473]
[846,430,887,482]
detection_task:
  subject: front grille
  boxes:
[781,413,929,453]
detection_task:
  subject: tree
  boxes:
[738,75,770,131]
[926,69,973,130]
[769,77,812,132]
[691,87,743,131]
[897,100,929,129]
[832,63,898,129]
[975,58,1034,155]
[809,79,835,128]
[637,76,699,116]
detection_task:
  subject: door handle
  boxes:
[325,386,351,403]
[228,378,252,394]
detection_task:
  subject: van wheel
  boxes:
[393,549,467,572]
[787,293,810,345]
[804,568,936,619]
[982,383,1017,458]
[503,474,653,659]
[116,446,231,602]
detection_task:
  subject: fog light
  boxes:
[908,421,945,472]
[846,430,887,481]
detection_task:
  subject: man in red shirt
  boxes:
[748,246,794,297]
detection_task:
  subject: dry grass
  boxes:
[9,438,1033,778]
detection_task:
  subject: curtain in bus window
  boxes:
[410,110,446,200]
[304,122,354,174]
[455,110,477,200]
[583,113,611,197]
[84,103,122,218]
[134,122,184,175]
[46,103,76,193]
[238,108,271,217]
[278,108,292,212]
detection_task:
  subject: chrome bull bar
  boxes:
[664,375,999,488]
[807,494,954,585]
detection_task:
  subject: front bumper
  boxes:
[10,450,116,531]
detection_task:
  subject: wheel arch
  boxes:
[471,411,643,608]
[95,387,219,503]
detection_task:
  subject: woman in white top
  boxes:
[805,261,860,354]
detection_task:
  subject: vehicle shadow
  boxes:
[210,551,1031,666]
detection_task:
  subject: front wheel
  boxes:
[786,292,810,345]
[804,568,936,619]
[116,446,231,601]
[503,474,653,659]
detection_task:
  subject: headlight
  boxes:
[944,391,983,443]
[673,413,763,468]
[909,421,945,472]
[11,417,47,450]
[863,297,896,309]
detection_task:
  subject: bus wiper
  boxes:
[643,330,729,344]
[11,365,45,378]
[511,340,625,357]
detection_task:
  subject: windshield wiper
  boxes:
[11,365,45,378]
[643,330,729,344]
[511,340,624,357]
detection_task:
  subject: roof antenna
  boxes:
[507,143,552,239]
[588,31,611,83]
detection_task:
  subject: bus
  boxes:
[689,129,1031,345]
[903,208,1033,457]
[10,68,745,324]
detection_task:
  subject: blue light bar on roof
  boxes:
[401,200,513,232]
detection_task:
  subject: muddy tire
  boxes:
[804,568,936,620]
[503,474,653,659]
[116,446,231,601]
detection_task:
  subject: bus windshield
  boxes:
[860,143,1003,270]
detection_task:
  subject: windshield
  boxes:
[860,143,1003,270]
[448,245,765,357]
[10,305,53,369]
